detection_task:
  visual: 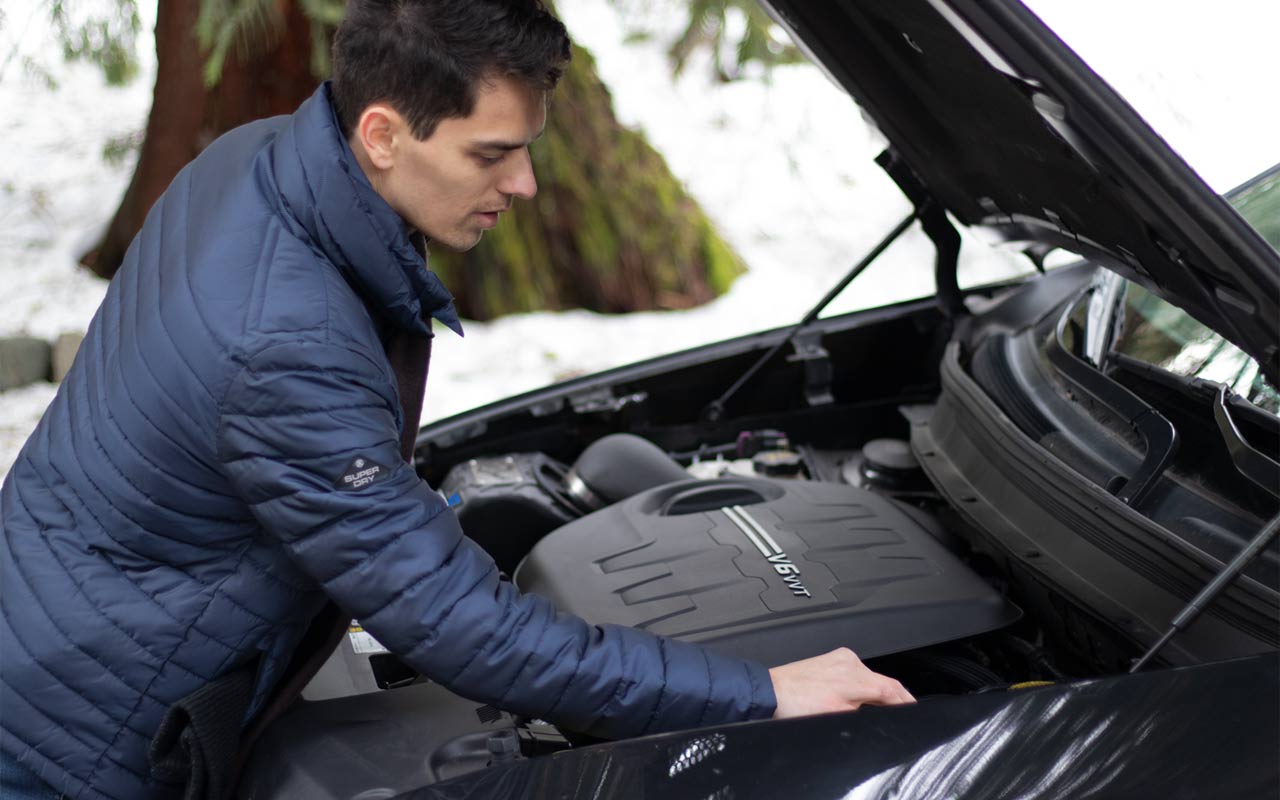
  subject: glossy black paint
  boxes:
[398,654,1277,800]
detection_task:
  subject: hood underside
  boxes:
[765,0,1280,384]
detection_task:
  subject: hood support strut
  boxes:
[876,150,963,322]
[699,149,962,424]
[701,203,919,423]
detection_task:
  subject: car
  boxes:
[237,0,1280,797]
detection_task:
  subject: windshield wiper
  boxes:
[1213,385,1280,497]
[1048,294,1179,506]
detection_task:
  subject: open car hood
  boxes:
[764,0,1280,384]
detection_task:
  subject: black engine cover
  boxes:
[515,478,1018,666]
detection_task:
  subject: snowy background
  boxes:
[1,0,1277,478]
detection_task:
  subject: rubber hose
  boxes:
[566,434,690,508]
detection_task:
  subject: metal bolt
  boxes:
[487,729,520,763]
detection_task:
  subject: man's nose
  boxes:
[498,148,537,200]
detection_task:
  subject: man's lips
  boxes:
[475,209,505,229]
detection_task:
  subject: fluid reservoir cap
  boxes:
[861,438,920,474]
[752,450,803,477]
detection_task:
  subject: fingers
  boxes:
[863,676,915,707]
[846,675,912,709]
[835,647,915,708]
[769,648,916,718]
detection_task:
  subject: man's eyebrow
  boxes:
[469,128,547,151]
[469,140,524,152]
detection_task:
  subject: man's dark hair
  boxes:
[331,0,572,140]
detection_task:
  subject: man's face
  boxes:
[359,75,546,252]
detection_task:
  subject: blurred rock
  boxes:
[52,332,84,383]
[0,337,52,390]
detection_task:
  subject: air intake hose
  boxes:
[565,434,690,510]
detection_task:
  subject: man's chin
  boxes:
[427,230,485,254]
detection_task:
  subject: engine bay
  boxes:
[240,266,1277,798]
[242,424,1082,799]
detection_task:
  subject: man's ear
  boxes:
[354,104,403,170]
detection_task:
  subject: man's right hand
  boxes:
[769,647,915,718]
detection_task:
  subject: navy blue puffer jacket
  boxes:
[0,84,775,800]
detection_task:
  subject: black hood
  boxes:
[764,0,1279,384]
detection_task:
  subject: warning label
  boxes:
[347,621,389,655]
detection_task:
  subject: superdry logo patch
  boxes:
[335,456,393,491]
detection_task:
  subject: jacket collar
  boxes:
[269,83,463,338]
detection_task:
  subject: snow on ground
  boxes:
[1,0,1277,478]
[0,382,58,474]
[0,2,156,342]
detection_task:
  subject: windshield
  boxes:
[1111,282,1280,415]
[1104,163,1280,416]
[1227,164,1280,252]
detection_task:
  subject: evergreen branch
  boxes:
[196,0,282,88]
[45,0,142,86]
[297,0,346,28]
[297,0,347,78]
[611,0,802,83]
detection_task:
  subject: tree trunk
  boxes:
[83,0,206,278]
[85,4,744,320]
[85,0,319,278]
[202,2,319,134]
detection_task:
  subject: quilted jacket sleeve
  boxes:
[217,339,776,737]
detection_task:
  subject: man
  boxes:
[0,1,912,797]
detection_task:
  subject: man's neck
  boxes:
[348,133,425,244]
[348,134,386,199]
